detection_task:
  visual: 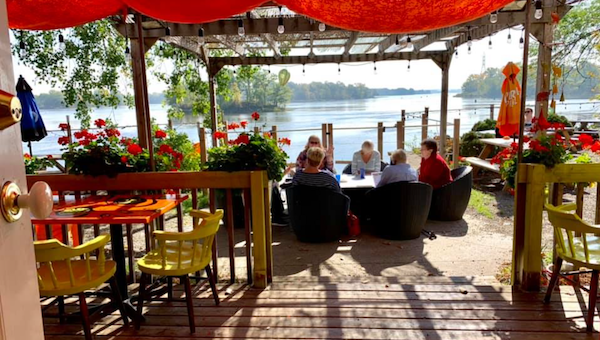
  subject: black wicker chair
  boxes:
[342,161,389,175]
[428,166,473,221]
[366,181,432,240]
[285,185,350,243]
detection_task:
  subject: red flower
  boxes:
[591,141,600,153]
[159,144,174,154]
[251,111,260,121]
[46,155,53,159]
[73,129,87,140]
[263,132,272,138]
[105,128,120,137]
[58,123,69,131]
[121,138,133,146]
[78,139,90,146]
[155,130,167,139]
[522,136,530,143]
[121,155,128,164]
[227,122,240,130]
[57,136,70,145]
[529,139,549,152]
[214,131,227,139]
[278,137,291,146]
[235,134,250,145]
[240,121,248,129]
[127,143,143,156]
[579,133,594,147]
[94,119,106,128]
[24,153,31,159]
[85,132,98,141]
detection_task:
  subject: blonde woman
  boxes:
[295,135,334,172]
[293,147,341,192]
[351,140,381,175]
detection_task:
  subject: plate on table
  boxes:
[56,207,91,217]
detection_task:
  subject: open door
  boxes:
[0,0,45,338]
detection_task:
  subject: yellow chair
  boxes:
[136,209,223,333]
[35,234,129,340]
[544,203,600,332]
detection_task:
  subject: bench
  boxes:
[465,157,500,173]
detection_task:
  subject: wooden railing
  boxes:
[513,163,600,291]
[26,171,273,289]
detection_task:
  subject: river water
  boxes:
[27,94,600,173]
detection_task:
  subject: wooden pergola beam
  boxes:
[165,36,210,66]
[377,34,405,54]
[261,33,281,58]
[412,26,462,52]
[212,35,245,57]
[343,32,359,55]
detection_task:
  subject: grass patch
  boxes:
[468,189,495,219]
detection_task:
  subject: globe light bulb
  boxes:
[507,33,512,44]
[467,39,472,48]
[125,46,131,63]
[373,62,377,75]
[165,26,171,36]
[519,36,524,49]
[198,27,205,44]
[468,46,472,54]
[318,22,326,32]
[19,40,26,60]
[277,18,285,34]
[488,39,492,49]
[238,20,245,36]
[58,33,65,51]
[338,64,341,75]
[490,12,498,24]
[407,61,411,72]
[406,36,413,49]
[534,8,543,20]
[302,64,306,76]
[455,50,458,59]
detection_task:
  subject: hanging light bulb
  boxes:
[407,60,411,72]
[125,39,131,64]
[467,35,472,47]
[268,64,271,73]
[19,39,26,59]
[490,11,498,24]
[318,22,326,32]
[165,26,171,36]
[58,33,66,51]
[519,36,524,49]
[198,27,205,44]
[507,29,512,44]
[534,0,543,20]
[395,35,400,46]
[488,36,492,49]
[302,63,306,76]
[277,6,285,34]
[468,46,472,54]
[238,19,245,36]
[406,36,413,49]
[373,61,377,74]
[455,49,458,59]
[338,63,341,75]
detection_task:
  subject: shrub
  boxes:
[460,131,496,157]
[471,119,497,132]
[547,113,573,127]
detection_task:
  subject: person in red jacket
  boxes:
[418,138,453,189]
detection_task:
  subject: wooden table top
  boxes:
[32,194,188,225]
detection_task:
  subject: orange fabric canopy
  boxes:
[8,0,512,32]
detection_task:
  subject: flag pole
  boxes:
[517,0,532,163]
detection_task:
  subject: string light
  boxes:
[534,0,543,20]
[58,33,65,51]
[468,46,472,54]
[19,39,26,59]
[268,64,271,73]
[165,26,171,36]
[488,35,492,49]
[507,28,512,44]
[406,36,413,49]
[277,6,285,34]
[318,22,326,32]
[519,36,524,49]
[373,61,377,74]
[395,35,400,45]
[238,19,245,36]
[455,49,458,59]
[467,27,472,47]
[490,10,498,24]
[125,38,131,63]
[198,27,205,44]
[233,66,236,75]
[302,63,305,76]
[407,60,411,72]
[338,63,341,75]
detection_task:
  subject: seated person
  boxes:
[524,107,534,132]
[376,149,417,187]
[296,135,334,172]
[293,147,341,193]
[418,138,453,189]
[352,140,381,175]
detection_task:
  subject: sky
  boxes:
[11,27,529,94]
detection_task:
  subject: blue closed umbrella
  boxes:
[16,75,47,154]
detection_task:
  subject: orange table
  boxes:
[32,194,188,319]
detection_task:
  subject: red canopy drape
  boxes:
[276,0,515,33]
[8,0,513,33]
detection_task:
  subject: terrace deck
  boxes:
[43,276,597,340]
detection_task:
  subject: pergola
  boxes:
[115,0,570,162]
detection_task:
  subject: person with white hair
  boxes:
[351,140,381,175]
[376,149,417,187]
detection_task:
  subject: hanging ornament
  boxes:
[559,91,565,102]
[550,99,556,110]
[552,83,558,94]
[551,12,561,25]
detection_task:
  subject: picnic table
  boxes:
[465,138,516,175]
[32,193,188,319]
[570,119,600,130]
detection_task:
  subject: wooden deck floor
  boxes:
[43,276,598,339]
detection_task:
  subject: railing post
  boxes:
[490,104,495,120]
[254,126,260,135]
[397,120,405,150]
[168,118,173,130]
[422,107,429,141]
[321,123,328,149]
[223,121,229,144]
[272,125,278,140]
[453,119,460,168]
[513,164,545,291]
[250,171,268,289]
[377,122,384,156]
[198,124,207,166]
[327,123,333,157]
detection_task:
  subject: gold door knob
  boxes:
[1,181,53,223]
[0,89,22,130]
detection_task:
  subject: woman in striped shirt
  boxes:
[295,135,335,172]
[292,147,341,193]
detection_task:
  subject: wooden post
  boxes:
[223,121,229,144]
[168,118,173,130]
[209,73,218,147]
[327,123,333,156]
[321,124,328,149]
[66,115,73,144]
[396,120,405,150]
[490,104,495,120]
[422,108,428,141]
[401,110,406,123]
[513,164,545,291]
[254,126,259,135]
[377,122,384,156]
[531,23,553,120]
[439,59,450,158]
[453,118,460,168]
[271,125,278,140]
[576,183,585,218]
[250,171,268,288]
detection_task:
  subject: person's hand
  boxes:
[284,164,293,175]
[326,145,334,157]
